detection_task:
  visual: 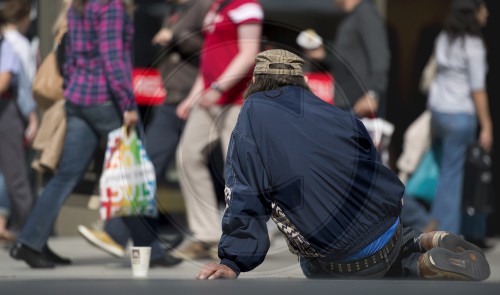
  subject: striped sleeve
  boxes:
[227,2,263,25]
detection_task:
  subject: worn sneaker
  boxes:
[173,241,217,260]
[420,231,483,255]
[418,248,490,281]
[78,225,125,258]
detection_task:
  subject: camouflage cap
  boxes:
[253,49,305,76]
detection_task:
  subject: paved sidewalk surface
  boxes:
[1,236,500,294]
[1,234,304,280]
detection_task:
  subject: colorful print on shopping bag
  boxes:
[99,126,157,220]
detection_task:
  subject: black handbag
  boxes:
[461,144,494,215]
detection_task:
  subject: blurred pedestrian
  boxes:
[0,0,36,242]
[196,49,489,281]
[305,0,390,118]
[30,0,69,174]
[77,0,214,259]
[427,0,493,234]
[302,0,393,166]
[10,0,181,269]
[175,0,263,260]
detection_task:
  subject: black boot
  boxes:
[10,243,56,269]
[43,244,72,265]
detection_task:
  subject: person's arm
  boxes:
[352,6,390,117]
[16,67,38,141]
[151,27,173,47]
[153,0,211,53]
[472,90,493,152]
[175,72,204,120]
[97,1,138,125]
[0,72,13,94]
[467,38,493,152]
[197,107,272,279]
[170,0,213,56]
[24,111,39,143]
[198,23,262,108]
[0,41,19,94]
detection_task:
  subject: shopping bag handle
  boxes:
[121,125,137,140]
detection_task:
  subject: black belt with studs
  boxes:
[317,224,402,274]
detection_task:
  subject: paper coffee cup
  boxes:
[130,246,151,278]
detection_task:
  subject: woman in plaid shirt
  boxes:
[9,0,171,269]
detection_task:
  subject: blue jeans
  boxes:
[18,101,122,251]
[430,111,476,234]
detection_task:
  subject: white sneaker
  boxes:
[77,225,125,258]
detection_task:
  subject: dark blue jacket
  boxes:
[219,86,404,275]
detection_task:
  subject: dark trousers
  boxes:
[143,103,185,183]
[0,100,34,230]
[104,103,185,257]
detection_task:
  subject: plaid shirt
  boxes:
[64,0,136,111]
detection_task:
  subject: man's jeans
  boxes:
[299,226,422,279]
[430,111,476,234]
[401,195,432,232]
[19,101,122,251]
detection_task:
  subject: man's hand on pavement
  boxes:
[196,262,237,280]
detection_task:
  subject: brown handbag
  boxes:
[32,31,66,109]
[32,51,64,109]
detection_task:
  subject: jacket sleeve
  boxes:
[357,7,390,100]
[219,112,273,276]
[170,0,213,57]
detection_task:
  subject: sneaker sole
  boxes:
[435,232,484,256]
[426,248,490,281]
[77,226,125,258]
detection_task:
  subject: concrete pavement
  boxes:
[2,234,500,280]
[1,235,500,294]
[0,234,304,280]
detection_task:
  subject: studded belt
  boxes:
[318,224,402,274]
